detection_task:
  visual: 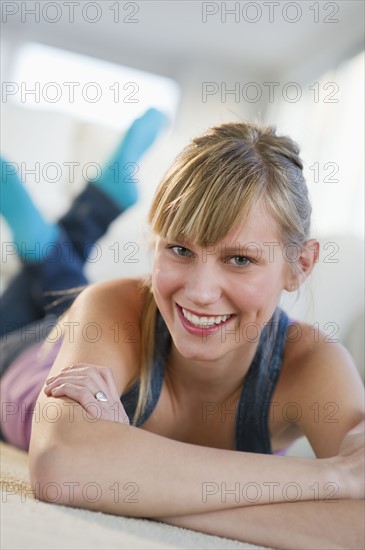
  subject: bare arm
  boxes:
[155,499,365,550]
[283,324,365,459]
[30,403,354,519]
[153,420,365,548]
[150,343,365,545]
[29,286,362,519]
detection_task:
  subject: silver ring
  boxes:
[94,390,108,402]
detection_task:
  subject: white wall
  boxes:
[1,36,364,380]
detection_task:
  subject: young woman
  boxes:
[1,119,364,549]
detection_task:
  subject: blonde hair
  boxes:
[131,119,311,425]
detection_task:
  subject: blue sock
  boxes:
[0,157,59,262]
[93,108,168,209]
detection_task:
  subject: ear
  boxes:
[284,239,319,291]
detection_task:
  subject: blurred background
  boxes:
[1,0,364,403]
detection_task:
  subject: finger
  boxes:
[45,374,109,397]
[46,363,101,383]
[46,365,118,397]
[48,383,129,424]
[68,365,116,395]
[73,365,122,406]
[44,376,98,397]
[46,364,81,380]
[46,365,94,383]
[49,384,111,419]
[49,376,121,411]
[45,365,122,409]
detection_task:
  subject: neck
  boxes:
[165,340,259,404]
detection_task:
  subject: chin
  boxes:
[173,337,228,363]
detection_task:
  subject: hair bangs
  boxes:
[149,150,263,246]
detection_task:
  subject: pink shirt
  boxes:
[1,339,62,451]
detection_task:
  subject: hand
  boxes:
[44,363,130,425]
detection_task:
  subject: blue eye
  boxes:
[167,245,193,257]
[228,256,251,267]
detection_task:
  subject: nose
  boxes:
[184,262,222,307]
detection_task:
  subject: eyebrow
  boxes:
[222,245,267,257]
[161,238,268,258]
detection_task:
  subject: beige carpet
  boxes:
[0,442,272,550]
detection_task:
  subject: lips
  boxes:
[181,307,232,328]
[176,303,236,335]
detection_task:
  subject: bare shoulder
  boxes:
[279,321,364,456]
[31,277,151,454]
[42,276,151,395]
[282,320,357,381]
[74,276,149,319]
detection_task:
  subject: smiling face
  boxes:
[151,201,296,363]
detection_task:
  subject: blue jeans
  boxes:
[0,184,123,443]
[0,183,122,342]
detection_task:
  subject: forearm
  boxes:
[30,398,343,518]
[156,499,365,550]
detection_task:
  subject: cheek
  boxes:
[234,285,264,310]
[234,272,282,310]
[152,258,182,301]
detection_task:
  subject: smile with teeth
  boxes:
[181,307,233,328]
